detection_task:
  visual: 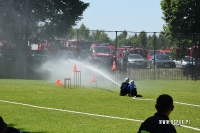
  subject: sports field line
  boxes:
[0,99,143,123]
[0,99,200,131]
[132,97,200,107]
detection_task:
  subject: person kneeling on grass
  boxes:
[120,78,129,96]
[128,80,137,97]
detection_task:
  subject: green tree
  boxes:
[161,0,200,33]
[126,34,139,47]
[157,33,172,49]
[147,34,158,50]
[146,35,152,49]
[114,30,127,47]
[138,31,147,48]
[78,23,90,40]
[91,30,111,43]
[0,0,89,78]
[160,0,200,58]
[66,28,77,40]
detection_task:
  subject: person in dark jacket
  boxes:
[137,94,177,133]
[0,116,7,133]
[120,78,129,96]
[0,116,23,133]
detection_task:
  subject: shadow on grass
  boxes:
[95,88,144,97]
[127,94,143,97]
[21,130,47,133]
[7,124,47,133]
[136,94,143,97]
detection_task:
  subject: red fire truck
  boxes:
[117,46,147,59]
[187,46,200,58]
[88,43,117,69]
[35,39,93,58]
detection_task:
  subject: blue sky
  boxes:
[75,0,165,33]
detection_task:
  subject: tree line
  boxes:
[68,23,173,50]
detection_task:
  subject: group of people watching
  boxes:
[120,77,137,97]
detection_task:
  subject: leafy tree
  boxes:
[148,34,158,49]
[77,23,90,40]
[0,0,89,78]
[91,30,111,43]
[137,31,147,48]
[67,24,90,40]
[161,0,200,58]
[126,34,139,47]
[66,28,77,40]
[161,0,200,33]
[114,30,128,47]
[147,35,153,49]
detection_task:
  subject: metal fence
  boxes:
[127,68,197,80]
[0,59,199,80]
[0,31,200,80]
[77,30,200,81]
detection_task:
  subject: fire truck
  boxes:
[117,46,147,59]
[66,39,93,58]
[34,39,93,58]
[88,43,118,70]
[187,46,200,58]
[147,50,161,60]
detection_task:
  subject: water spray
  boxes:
[70,59,120,86]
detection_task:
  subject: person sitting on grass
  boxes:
[128,80,137,97]
[137,94,177,133]
[120,78,129,96]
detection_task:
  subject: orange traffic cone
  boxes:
[59,80,63,86]
[91,74,96,82]
[73,64,78,72]
[56,80,61,85]
[112,60,117,70]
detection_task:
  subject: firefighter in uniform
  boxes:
[120,78,130,96]
[128,80,137,97]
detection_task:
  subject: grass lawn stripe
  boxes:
[1,99,200,131]
[132,97,200,107]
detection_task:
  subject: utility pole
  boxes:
[115,31,118,48]
[153,32,156,80]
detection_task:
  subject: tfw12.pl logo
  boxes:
[159,120,191,125]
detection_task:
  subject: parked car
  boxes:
[173,56,194,68]
[149,54,176,68]
[183,62,195,76]
[55,50,75,60]
[26,50,52,63]
[127,54,147,68]
[78,49,88,60]
[147,50,160,60]
[183,58,200,76]
[0,49,17,61]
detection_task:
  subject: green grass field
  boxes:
[0,79,200,133]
